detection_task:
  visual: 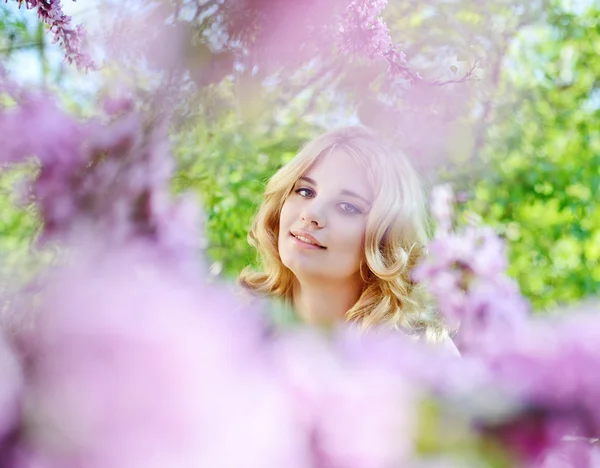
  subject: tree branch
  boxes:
[0,40,43,53]
[388,56,481,87]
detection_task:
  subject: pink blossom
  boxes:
[0,92,84,167]
[271,329,419,467]
[477,312,600,465]
[338,0,394,60]
[1,88,201,261]
[430,184,454,236]
[12,0,94,71]
[102,96,134,116]
[415,185,529,352]
[11,250,306,468]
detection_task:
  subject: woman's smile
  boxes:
[290,229,327,249]
[290,232,327,250]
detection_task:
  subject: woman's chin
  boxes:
[283,258,321,279]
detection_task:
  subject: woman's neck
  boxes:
[291,276,363,328]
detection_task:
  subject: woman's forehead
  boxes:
[303,148,374,200]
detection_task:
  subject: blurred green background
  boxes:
[1,0,598,311]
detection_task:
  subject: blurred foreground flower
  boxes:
[0,81,201,266]
[478,312,600,467]
[1,248,456,468]
[415,185,529,352]
[6,249,307,468]
[272,330,422,468]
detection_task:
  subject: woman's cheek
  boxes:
[337,219,366,252]
[279,199,295,228]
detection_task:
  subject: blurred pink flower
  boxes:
[13,250,306,468]
[338,0,394,60]
[0,89,202,262]
[478,312,600,465]
[415,185,529,352]
[0,93,84,167]
[430,184,454,236]
[271,329,418,468]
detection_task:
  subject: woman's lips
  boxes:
[290,232,326,249]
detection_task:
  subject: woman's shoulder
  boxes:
[437,333,461,357]
[231,282,259,304]
[420,329,460,357]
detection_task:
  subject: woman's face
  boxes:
[278,148,374,283]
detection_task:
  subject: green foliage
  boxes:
[0,4,42,290]
[0,4,30,53]
[0,3,42,62]
[464,4,600,310]
[0,164,46,296]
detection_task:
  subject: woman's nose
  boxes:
[301,202,326,228]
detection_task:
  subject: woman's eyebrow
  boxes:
[340,189,371,206]
[299,176,317,185]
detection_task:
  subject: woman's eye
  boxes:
[295,187,315,198]
[339,202,362,214]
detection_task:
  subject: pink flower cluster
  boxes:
[337,0,393,59]
[272,330,424,468]
[0,245,598,467]
[479,313,600,466]
[0,248,443,468]
[414,185,529,352]
[1,251,305,467]
[0,83,201,265]
[11,0,94,70]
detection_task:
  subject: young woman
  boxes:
[239,126,447,342]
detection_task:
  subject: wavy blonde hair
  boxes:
[239,126,444,338]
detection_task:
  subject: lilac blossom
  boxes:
[477,312,600,466]
[0,90,84,167]
[414,185,529,352]
[11,0,94,70]
[0,88,202,265]
[332,326,488,396]
[338,0,394,60]
[7,249,307,468]
[429,184,454,236]
[271,329,419,468]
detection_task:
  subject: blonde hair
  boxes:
[239,126,444,338]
